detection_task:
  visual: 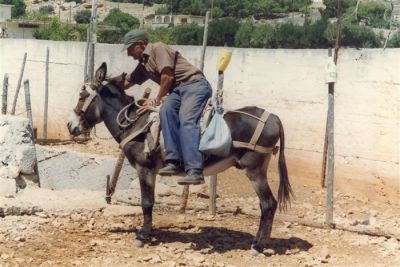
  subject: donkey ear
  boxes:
[95,62,107,83]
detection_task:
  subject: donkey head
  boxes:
[67,63,107,136]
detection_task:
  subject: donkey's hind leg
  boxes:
[242,152,277,253]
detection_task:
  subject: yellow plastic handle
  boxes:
[216,49,232,72]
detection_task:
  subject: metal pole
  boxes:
[43,47,49,141]
[23,79,41,187]
[24,80,33,130]
[11,52,27,115]
[88,0,97,82]
[84,28,90,83]
[2,74,8,115]
[199,11,210,72]
[326,73,335,226]
[324,0,341,227]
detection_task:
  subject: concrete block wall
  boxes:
[0,39,398,192]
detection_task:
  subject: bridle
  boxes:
[74,83,98,116]
[73,82,100,133]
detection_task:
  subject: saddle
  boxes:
[118,99,279,158]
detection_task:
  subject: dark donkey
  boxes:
[67,63,293,253]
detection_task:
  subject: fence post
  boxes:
[43,47,49,141]
[2,74,8,115]
[11,52,27,115]
[24,79,41,187]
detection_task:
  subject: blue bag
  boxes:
[199,110,232,157]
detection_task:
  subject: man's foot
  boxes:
[178,169,205,185]
[158,161,183,176]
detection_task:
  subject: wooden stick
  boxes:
[43,47,49,141]
[179,186,190,213]
[209,175,217,215]
[24,80,41,187]
[2,74,8,115]
[105,152,125,204]
[11,52,27,115]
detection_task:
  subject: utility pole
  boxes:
[87,0,98,82]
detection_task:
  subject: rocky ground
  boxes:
[0,141,399,266]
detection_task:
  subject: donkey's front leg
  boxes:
[133,165,156,247]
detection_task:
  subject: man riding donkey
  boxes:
[112,29,212,185]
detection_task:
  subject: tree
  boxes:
[74,10,91,24]
[171,23,203,45]
[0,0,26,18]
[102,8,140,35]
[208,17,240,46]
[322,0,357,18]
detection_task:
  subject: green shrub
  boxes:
[34,18,87,41]
[156,6,170,15]
[103,8,140,35]
[341,22,382,48]
[97,29,122,44]
[147,27,174,44]
[386,31,400,48]
[65,0,82,3]
[39,5,54,15]
[74,10,91,24]
[358,1,390,28]
[235,21,255,47]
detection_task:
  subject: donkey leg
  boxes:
[134,165,156,247]
[243,153,277,253]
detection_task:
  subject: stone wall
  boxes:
[0,115,39,196]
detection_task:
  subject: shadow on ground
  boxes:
[147,226,313,255]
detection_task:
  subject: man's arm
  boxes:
[155,67,174,105]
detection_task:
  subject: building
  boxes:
[144,14,205,29]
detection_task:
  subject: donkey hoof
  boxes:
[250,248,261,256]
[133,239,145,247]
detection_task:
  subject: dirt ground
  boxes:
[0,141,399,267]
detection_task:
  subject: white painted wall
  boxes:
[0,39,398,187]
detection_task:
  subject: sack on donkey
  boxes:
[199,111,232,157]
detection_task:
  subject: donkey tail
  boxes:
[277,119,293,211]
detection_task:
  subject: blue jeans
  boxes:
[160,77,212,172]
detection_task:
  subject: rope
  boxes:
[116,98,159,129]
[91,125,113,140]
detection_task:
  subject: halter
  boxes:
[80,83,98,114]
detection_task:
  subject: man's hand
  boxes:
[143,98,161,107]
